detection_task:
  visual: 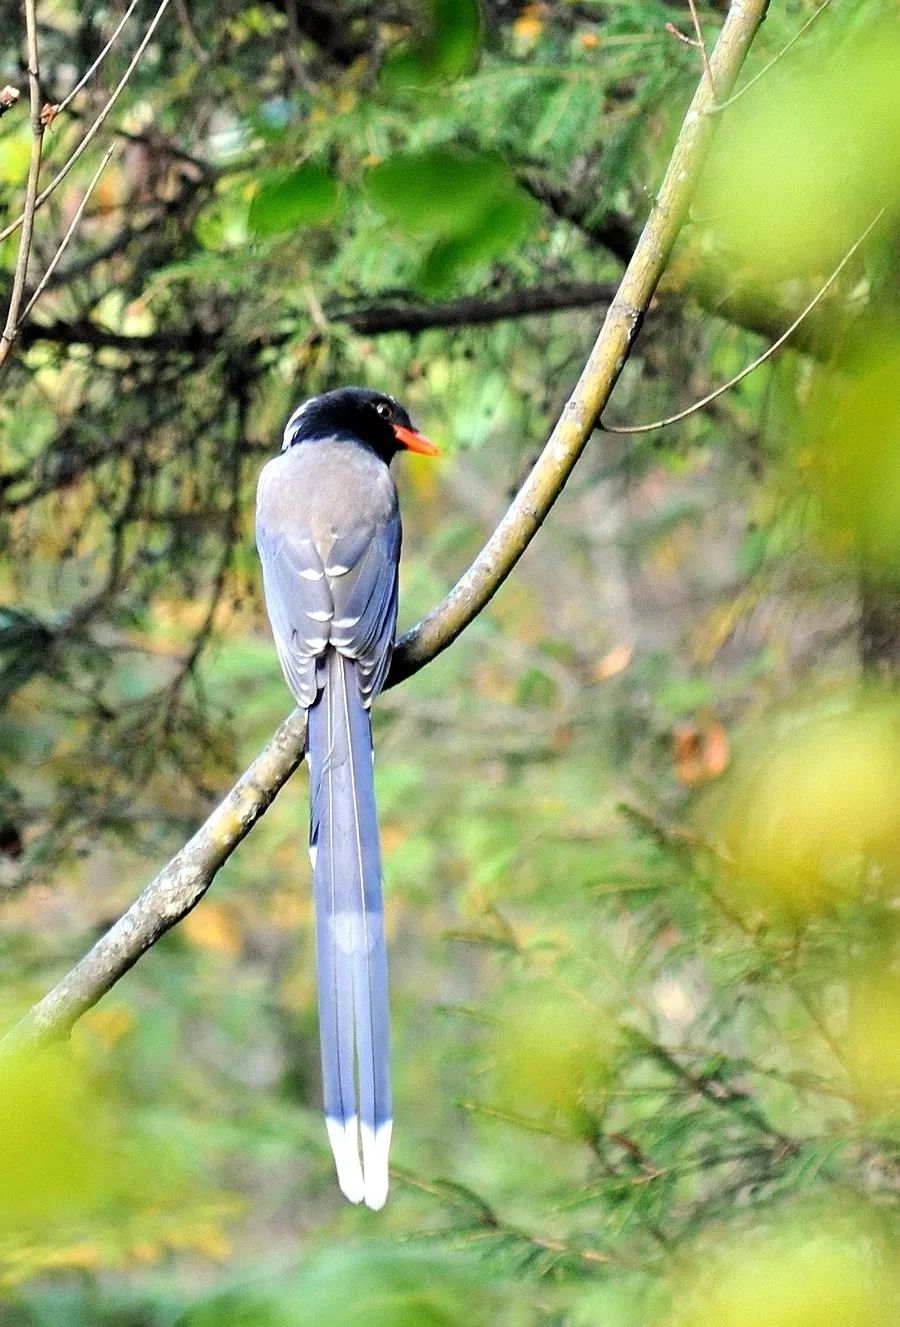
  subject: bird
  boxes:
[255,386,439,1210]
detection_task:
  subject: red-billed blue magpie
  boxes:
[255,387,439,1209]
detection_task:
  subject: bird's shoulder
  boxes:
[257,437,398,542]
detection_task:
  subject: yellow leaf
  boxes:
[593,643,633,681]
[381,822,407,855]
[843,965,900,1108]
[181,901,242,958]
[513,7,545,42]
[705,695,900,915]
[668,1209,896,1327]
[83,1004,136,1047]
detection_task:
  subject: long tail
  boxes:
[306,648,391,1210]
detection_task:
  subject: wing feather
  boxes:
[257,507,400,708]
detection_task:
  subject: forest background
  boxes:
[0,1,897,1324]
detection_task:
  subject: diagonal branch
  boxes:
[711,0,831,112]
[18,145,118,327]
[0,0,43,372]
[0,0,172,247]
[0,0,769,1058]
[57,0,143,115]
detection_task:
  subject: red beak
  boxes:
[393,423,440,456]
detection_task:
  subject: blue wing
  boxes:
[256,514,401,707]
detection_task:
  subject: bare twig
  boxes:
[0,0,769,1057]
[18,146,117,326]
[601,206,887,435]
[0,0,172,247]
[57,0,143,114]
[666,24,702,49]
[389,3,766,683]
[687,0,717,100]
[711,1,832,112]
[172,0,210,64]
[342,280,619,333]
[283,0,315,89]
[0,0,44,371]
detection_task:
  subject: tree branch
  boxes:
[711,0,831,112]
[0,0,173,247]
[341,281,619,334]
[1,0,769,1057]
[0,0,43,372]
[56,0,143,115]
[18,145,118,327]
[18,281,621,357]
[523,173,844,358]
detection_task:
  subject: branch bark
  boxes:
[0,0,173,248]
[18,145,118,327]
[1,0,769,1058]
[0,0,43,372]
[19,282,620,356]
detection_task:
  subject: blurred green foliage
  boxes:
[248,163,342,238]
[364,147,539,292]
[382,0,483,88]
[0,0,897,1324]
[695,9,900,283]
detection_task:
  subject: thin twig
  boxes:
[666,24,702,48]
[601,206,887,435]
[172,0,210,64]
[57,0,143,115]
[390,5,762,684]
[0,0,172,247]
[282,0,314,90]
[18,145,117,326]
[0,0,769,1056]
[0,0,44,371]
[711,1,832,112]
[687,0,717,100]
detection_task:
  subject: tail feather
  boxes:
[307,649,391,1209]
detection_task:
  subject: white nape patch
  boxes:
[326,1116,365,1205]
[325,564,350,576]
[361,1120,392,1211]
[282,400,314,450]
[300,567,325,581]
[306,609,333,622]
[333,615,361,629]
[308,843,318,870]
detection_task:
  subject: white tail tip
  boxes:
[361,1120,392,1211]
[326,1116,365,1205]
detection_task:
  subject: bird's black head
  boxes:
[282,386,439,464]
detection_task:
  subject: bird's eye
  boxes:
[374,400,393,419]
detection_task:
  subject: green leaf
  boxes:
[364,147,538,290]
[381,0,482,89]
[248,162,340,237]
[365,147,513,237]
[417,191,539,292]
